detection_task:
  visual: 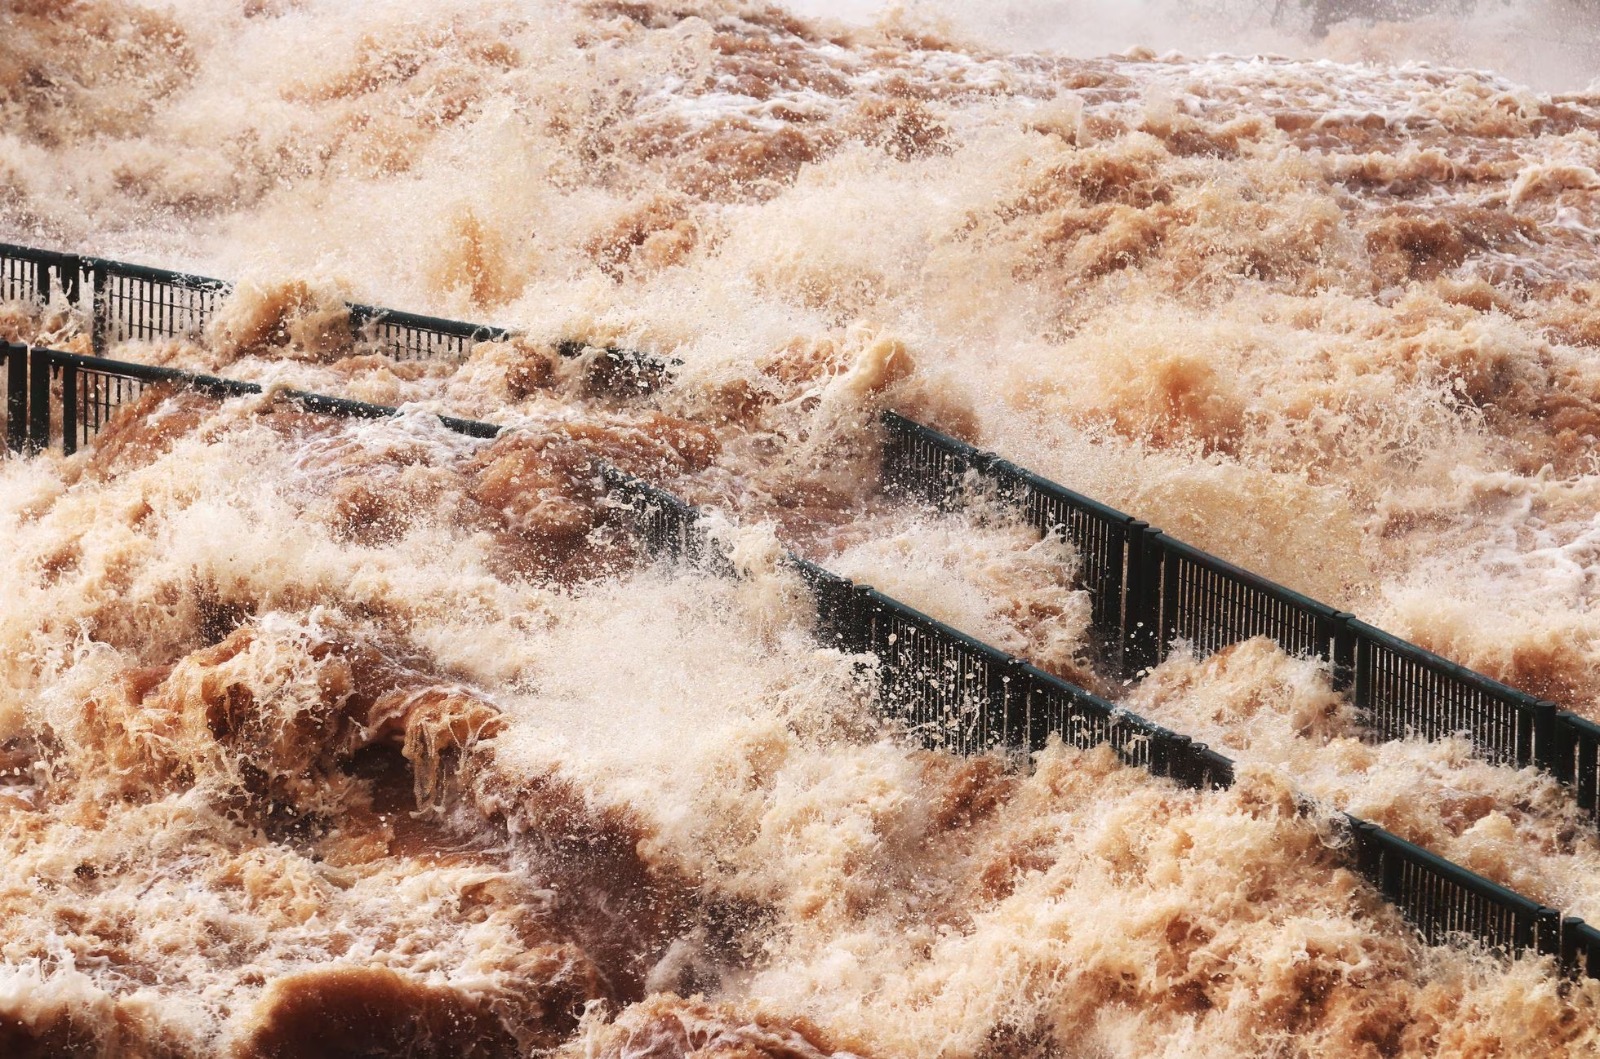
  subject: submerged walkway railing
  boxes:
[881,411,1600,827]
[0,240,502,362]
[0,339,1231,795]
[8,340,1596,976]
[0,241,666,375]
[610,405,1600,980]
[1,344,499,457]
[7,248,1600,976]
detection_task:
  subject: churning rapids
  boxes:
[10,0,1600,1055]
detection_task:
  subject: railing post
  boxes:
[27,348,50,452]
[1535,704,1567,780]
[1350,818,1379,877]
[1178,738,1212,789]
[1166,734,1195,785]
[849,583,877,656]
[1379,837,1403,902]
[1350,628,1371,720]
[33,257,49,308]
[1122,522,1160,678]
[348,302,374,344]
[1575,719,1599,815]
[5,345,25,453]
[1329,612,1355,692]
[59,362,77,457]
[1150,731,1180,780]
[90,261,107,357]
[806,572,837,648]
[1535,907,1564,958]
[1563,916,1583,975]
[1159,535,1179,657]
[61,254,81,307]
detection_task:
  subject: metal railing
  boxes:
[1349,821,1562,954]
[348,302,512,362]
[1,243,229,353]
[787,556,1233,785]
[620,462,1597,979]
[8,341,1600,979]
[882,411,1600,820]
[2,342,502,456]
[90,257,230,350]
[597,463,733,576]
[0,242,675,375]
[0,244,81,307]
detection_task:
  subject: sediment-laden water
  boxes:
[6,1,1600,1055]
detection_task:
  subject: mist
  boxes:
[785,0,1600,90]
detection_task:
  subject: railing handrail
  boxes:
[1348,816,1552,917]
[34,347,253,393]
[854,583,1018,670]
[5,343,504,450]
[1561,709,1600,739]
[1154,532,1346,622]
[984,453,1145,529]
[83,254,231,292]
[0,241,78,268]
[347,301,513,343]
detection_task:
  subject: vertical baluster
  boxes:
[1211,568,1224,652]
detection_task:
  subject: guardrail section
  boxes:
[348,303,512,362]
[90,258,229,349]
[880,410,1600,831]
[881,412,1142,665]
[0,242,663,372]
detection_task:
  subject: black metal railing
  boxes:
[882,418,1142,654]
[1349,618,1543,768]
[2,342,504,456]
[783,555,1234,785]
[348,302,512,362]
[623,491,1598,979]
[0,243,81,307]
[0,242,671,374]
[1152,535,1348,673]
[1349,821,1562,955]
[88,257,230,351]
[882,411,1600,825]
[597,463,733,576]
[9,341,1600,981]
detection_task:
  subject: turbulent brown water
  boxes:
[8,0,1600,1055]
